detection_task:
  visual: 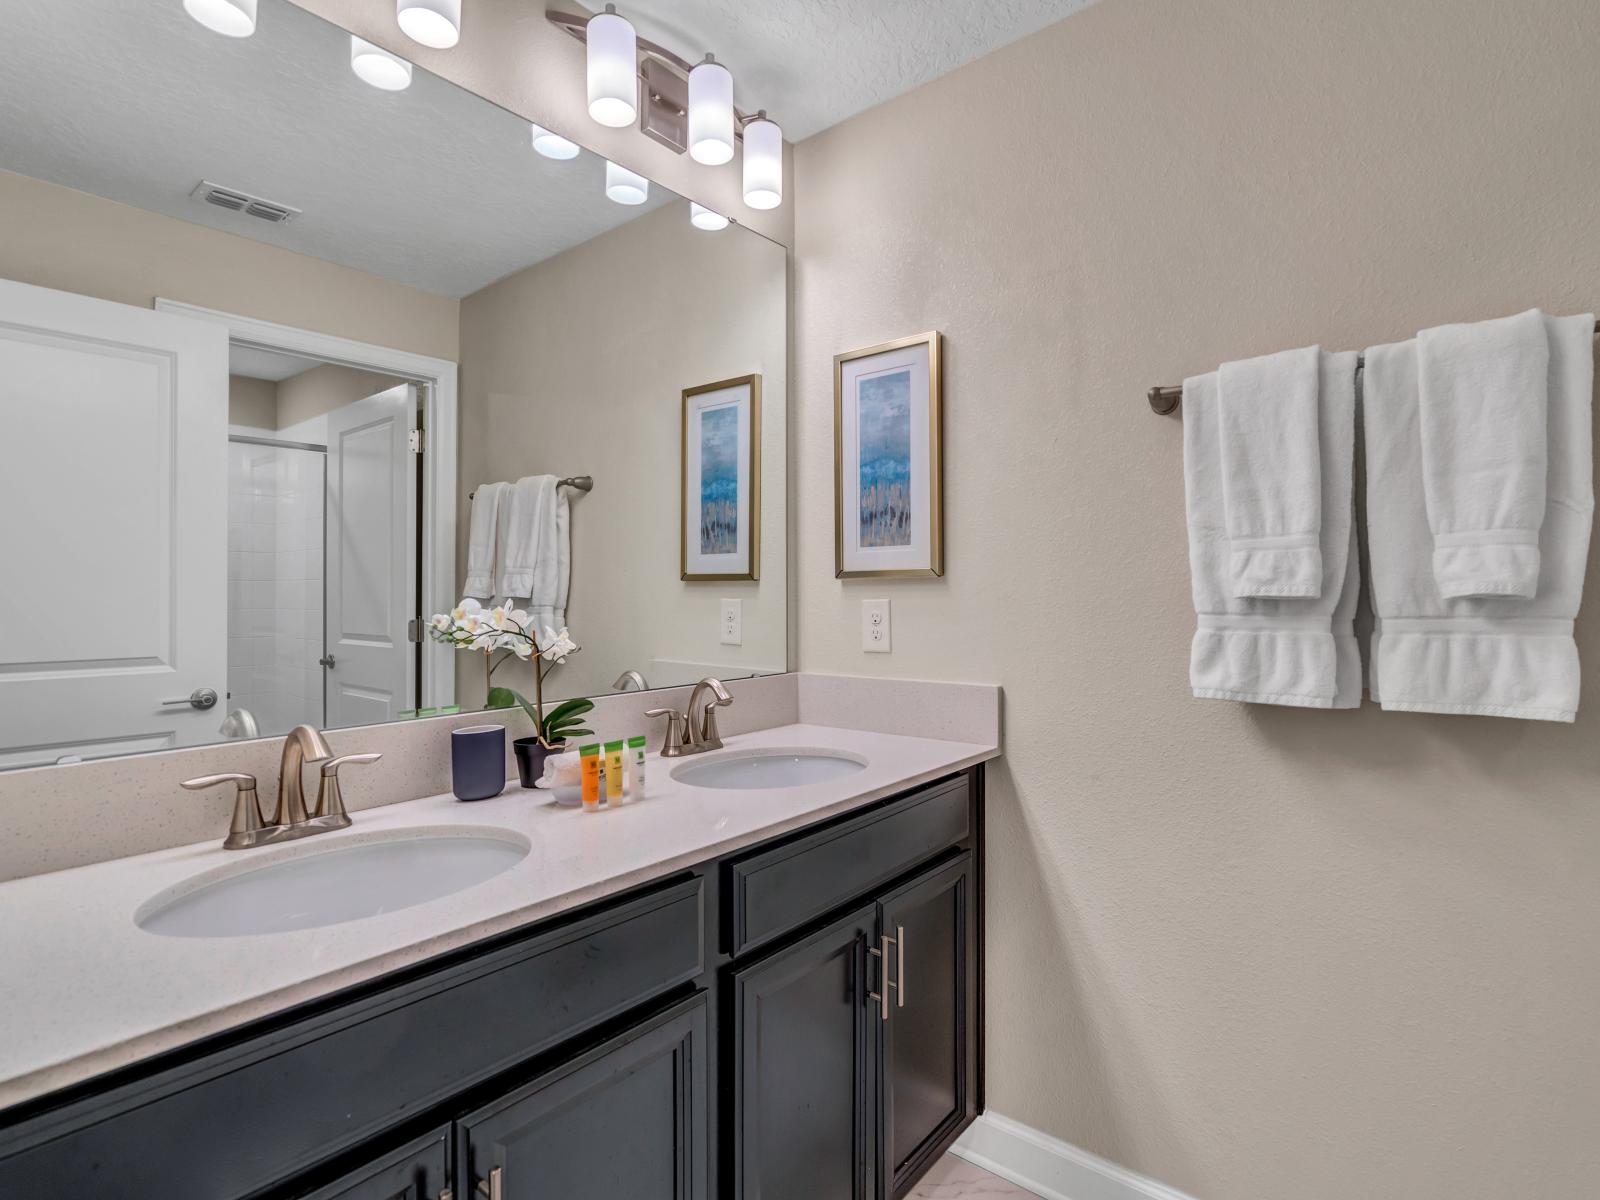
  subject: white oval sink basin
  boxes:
[136,827,530,938]
[671,748,867,790]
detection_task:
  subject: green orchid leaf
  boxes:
[542,698,594,727]
[484,687,518,709]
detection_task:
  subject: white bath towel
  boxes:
[529,486,571,632]
[462,481,508,600]
[1217,344,1324,597]
[1184,351,1361,708]
[1365,313,1593,722]
[496,475,553,600]
[1416,308,1549,598]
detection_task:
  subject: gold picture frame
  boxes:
[834,332,944,578]
[681,374,761,582]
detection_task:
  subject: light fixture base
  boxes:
[640,56,688,155]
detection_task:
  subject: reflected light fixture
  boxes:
[742,114,782,209]
[687,55,734,166]
[690,203,729,231]
[530,123,581,161]
[351,36,414,91]
[586,5,637,128]
[605,161,649,205]
[183,0,257,37]
[396,0,461,49]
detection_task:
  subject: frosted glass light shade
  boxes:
[687,58,735,166]
[742,117,783,210]
[351,36,414,90]
[690,203,729,231]
[586,9,637,128]
[183,0,257,37]
[396,0,461,49]
[605,162,648,205]
[530,123,580,160]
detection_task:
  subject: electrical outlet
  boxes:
[861,598,891,653]
[720,598,743,646]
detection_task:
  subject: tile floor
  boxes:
[908,1153,1043,1198]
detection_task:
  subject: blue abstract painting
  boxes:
[699,405,739,555]
[857,369,912,548]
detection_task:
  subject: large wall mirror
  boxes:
[0,0,788,770]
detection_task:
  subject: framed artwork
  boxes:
[834,332,944,578]
[682,374,761,581]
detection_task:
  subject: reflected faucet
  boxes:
[612,670,650,692]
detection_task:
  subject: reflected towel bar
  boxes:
[469,476,593,500]
[1146,318,1600,415]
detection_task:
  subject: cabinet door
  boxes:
[878,853,977,1197]
[457,993,707,1200]
[732,904,880,1200]
[292,1126,450,1200]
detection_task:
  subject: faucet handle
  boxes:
[181,773,264,850]
[644,708,685,757]
[313,753,381,823]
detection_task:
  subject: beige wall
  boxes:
[277,364,409,432]
[290,0,793,249]
[793,1,1600,1197]
[0,169,458,361]
[458,203,788,703]
[228,375,279,429]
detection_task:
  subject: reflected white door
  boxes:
[0,278,228,767]
[324,383,416,727]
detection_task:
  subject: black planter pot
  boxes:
[513,737,565,789]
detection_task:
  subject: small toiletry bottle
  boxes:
[579,744,602,812]
[626,734,647,798]
[604,740,626,805]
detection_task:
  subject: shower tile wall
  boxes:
[226,442,325,736]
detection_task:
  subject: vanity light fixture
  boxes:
[530,123,581,160]
[183,0,257,37]
[351,35,414,91]
[742,114,782,210]
[396,0,461,50]
[586,6,638,128]
[687,55,734,166]
[690,202,729,231]
[605,161,649,205]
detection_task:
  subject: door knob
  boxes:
[162,687,218,710]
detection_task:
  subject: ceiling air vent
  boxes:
[190,180,302,225]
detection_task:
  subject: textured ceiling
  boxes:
[620,0,1099,141]
[0,0,676,298]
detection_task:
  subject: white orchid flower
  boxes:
[451,598,482,623]
[430,613,452,632]
[539,625,578,663]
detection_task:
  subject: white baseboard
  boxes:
[951,1112,1199,1200]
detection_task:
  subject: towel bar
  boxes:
[1146,318,1600,415]
[468,475,593,500]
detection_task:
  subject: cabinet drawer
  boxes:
[725,774,969,957]
[0,876,704,1200]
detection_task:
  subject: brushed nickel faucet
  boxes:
[612,669,650,692]
[647,677,732,757]
[182,725,381,850]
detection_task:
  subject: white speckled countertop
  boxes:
[0,723,996,1110]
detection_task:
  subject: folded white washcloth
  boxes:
[462,481,507,600]
[1365,313,1594,722]
[1184,351,1361,708]
[1416,308,1549,598]
[1217,344,1323,597]
[496,475,553,600]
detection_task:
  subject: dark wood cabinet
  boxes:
[879,853,976,1198]
[457,994,708,1200]
[731,905,881,1200]
[292,1126,450,1200]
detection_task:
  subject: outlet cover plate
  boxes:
[721,598,743,646]
[861,599,891,653]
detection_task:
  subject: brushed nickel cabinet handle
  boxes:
[896,924,906,1008]
[476,1167,503,1200]
[868,932,898,1021]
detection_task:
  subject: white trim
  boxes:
[952,1113,1200,1200]
[156,298,458,711]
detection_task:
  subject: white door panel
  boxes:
[324,384,415,727]
[0,278,228,766]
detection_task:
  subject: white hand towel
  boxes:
[1416,308,1549,598]
[528,484,570,633]
[1184,351,1361,708]
[462,481,507,600]
[1365,313,1593,722]
[496,475,553,600]
[1217,344,1323,597]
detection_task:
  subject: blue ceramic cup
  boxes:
[451,724,506,802]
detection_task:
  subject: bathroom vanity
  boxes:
[0,725,990,1200]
